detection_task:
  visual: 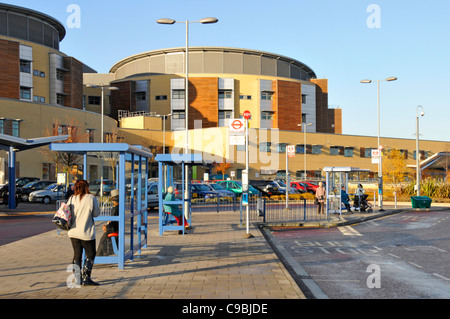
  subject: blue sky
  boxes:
[7,0,450,142]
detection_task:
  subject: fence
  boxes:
[188,194,326,224]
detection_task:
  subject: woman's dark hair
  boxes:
[74,180,90,200]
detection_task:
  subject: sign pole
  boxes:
[242,111,253,238]
[286,146,289,209]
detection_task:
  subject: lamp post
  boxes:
[416,105,425,196]
[360,77,397,211]
[297,123,313,180]
[157,114,172,154]
[157,17,218,220]
[85,84,119,198]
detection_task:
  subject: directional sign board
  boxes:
[371,149,380,164]
[229,119,245,133]
[287,145,295,158]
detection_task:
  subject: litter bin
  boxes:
[411,196,432,209]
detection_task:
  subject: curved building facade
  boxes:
[0,4,116,184]
[85,47,341,134]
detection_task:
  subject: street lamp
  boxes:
[85,84,119,198]
[157,114,172,154]
[360,76,397,211]
[416,105,425,196]
[85,84,119,143]
[297,123,313,180]
[157,17,218,220]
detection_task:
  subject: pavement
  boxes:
[0,201,447,301]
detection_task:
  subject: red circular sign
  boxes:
[231,120,244,130]
[243,110,251,120]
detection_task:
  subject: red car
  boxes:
[290,182,307,193]
[302,181,321,193]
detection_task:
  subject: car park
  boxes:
[203,182,236,199]
[215,180,260,196]
[89,179,115,196]
[147,181,159,209]
[249,180,284,197]
[290,181,307,193]
[29,183,69,204]
[272,180,299,194]
[18,180,56,202]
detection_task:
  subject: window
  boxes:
[56,69,64,81]
[277,143,287,153]
[312,145,322,154]
[56,94,64,105]
[20,60,31,73]
[302,94,307,104]
[172,111,185,119]
[219,90,232,99]
[296,144,312,154]
[0,119,21,137]
[20,87,31,100]
[261,91,274,100]
[330,146,344,156]
[344,147,354,157]
[155,95,167,100]
[172,90,185,99]
[219,110,232,119]
[239,95,252,100]
[260,142,271,153]
[88,96,101,105]
[33,70,45,77]
[87,129,95,143]
[261,112,274,120]
[135,92,146,101]
[33,95,45,103]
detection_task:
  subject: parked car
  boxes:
[290,181,307,193]
[272,180,299,194]
[215,180,260,196]
[89,179,115,196]
[18,180,56,202]
[249,180,284,197]
[203,183,236,199]
[301,180,321,193]
[15,177,40,188]
[29,183,70,204]
[147,181,159,209]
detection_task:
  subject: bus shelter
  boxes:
[154,153,203,236]
[323,167,370,217]
[49,143,152,269]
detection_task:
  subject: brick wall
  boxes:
[276,80,302,131]
[0,39,20,99]
[188,77,218,129]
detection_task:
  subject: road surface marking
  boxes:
[408,262,423,268]
[433,273,450,281]
[338,226,362,236]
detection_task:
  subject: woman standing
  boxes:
[315,182,326,214]
[68,180,100,286]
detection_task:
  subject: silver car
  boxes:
[29,183,67,204]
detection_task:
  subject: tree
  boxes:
[41,117,89,182]
[213,162,231,180]
[382,149,410,191]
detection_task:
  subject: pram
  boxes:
[353,194,373,213]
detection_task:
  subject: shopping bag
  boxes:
[52,200,72,231]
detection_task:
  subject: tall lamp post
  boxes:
[86,84,119,197]
[360,77,397,211]
[157,17,218,220]
[416,105,425,196]
[297,122,313,180]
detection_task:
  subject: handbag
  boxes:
[52,197,73,231]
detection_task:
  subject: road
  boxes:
[0,203,55,246]
[270,209,450,298]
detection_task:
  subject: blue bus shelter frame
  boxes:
[49,143,152,269]
[0,133,69,209]
[155,153,203,236]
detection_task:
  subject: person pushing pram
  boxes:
[353,184,373,212]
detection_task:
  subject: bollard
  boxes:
[394,191,397,208]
